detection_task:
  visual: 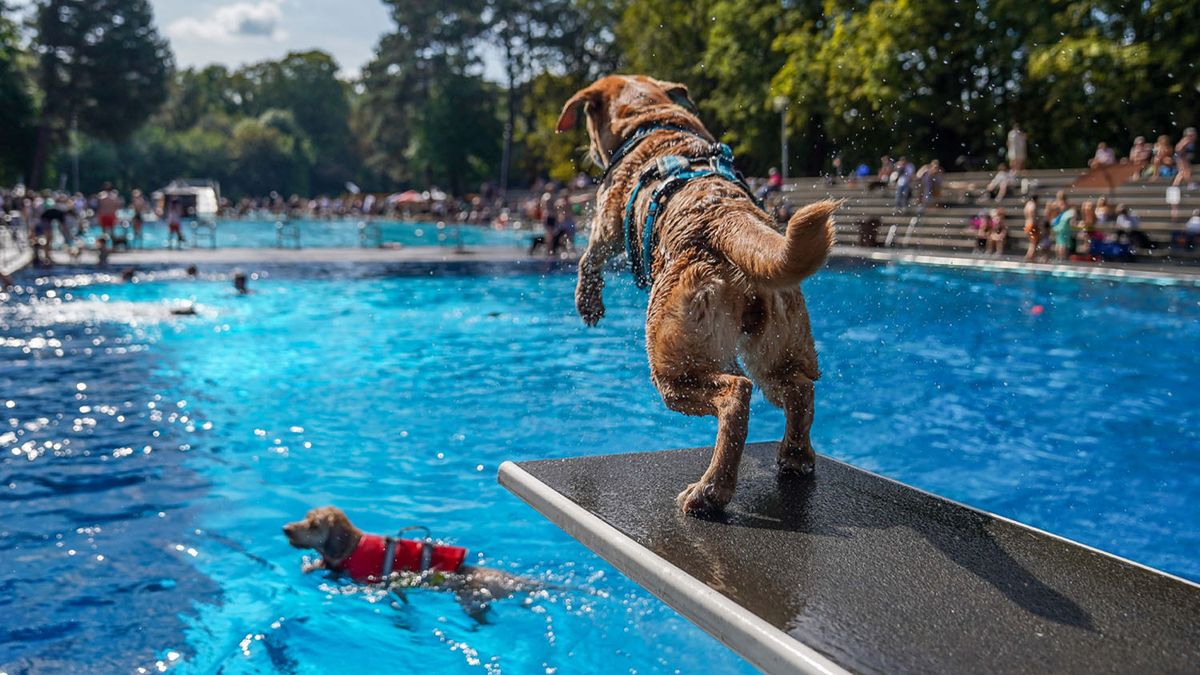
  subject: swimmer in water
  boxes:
[170,302,198,316]
[233,271,251,295]
[121,267,137,283]
[186,265,198,278]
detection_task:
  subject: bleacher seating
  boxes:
[774,168,1200,262]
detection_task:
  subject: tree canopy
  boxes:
[4,0,1199,195]
[28,0,172,187]
[0,1,34,184]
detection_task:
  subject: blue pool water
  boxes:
[105,218,529,249]
[1,260,1198,673]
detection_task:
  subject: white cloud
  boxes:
[167,0,287,43]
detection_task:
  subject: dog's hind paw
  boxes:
[676,481,732,516]
[777,456,815,477]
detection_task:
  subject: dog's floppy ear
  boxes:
[556,85,602,133]
[653,79,696,112]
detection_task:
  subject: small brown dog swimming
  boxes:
[558,75,838,516]
[283,506,535,614]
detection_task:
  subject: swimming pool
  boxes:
[106,218,530,249]
[1,260,1197,672]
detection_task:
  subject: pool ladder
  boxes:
[192,219,218,248]
[358,221,381,248]
[276,220,301,249]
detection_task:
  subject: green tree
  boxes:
[616,0,714,92]
[773,0,1025,170]
[356,0,493,190]
[236,51,356,192]
[498,0,623,186]
[701,1,805,175]
[226,111,314,198]
[160,65,240,132]
[487,0,620,189]
[29,0,172,187]
[0,1,35,184]
[1017,0,1198,166]
[411,74,503,193]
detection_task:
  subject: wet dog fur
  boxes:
[557,75,838,516]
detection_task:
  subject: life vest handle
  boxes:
[390,526,435,574]
[394,525,431,540]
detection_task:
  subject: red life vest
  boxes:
[333,534,467,584]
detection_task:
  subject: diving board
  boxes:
[498,443,1199,674]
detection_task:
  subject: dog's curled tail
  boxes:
[717,199,839,288]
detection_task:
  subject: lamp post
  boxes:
[773,96,789,181]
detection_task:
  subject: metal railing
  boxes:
[191,219,218,248]
[357,221,381,248]
[1,214,28,251]
[0,213,29,272]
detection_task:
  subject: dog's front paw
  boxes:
[776,455,815,477]
[576,288,605,326]
[676,481,733,516]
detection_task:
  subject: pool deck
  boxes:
[499,444,1200,674]
[14,244,1199,285]
[72,245,577,267]
[832,246,1200,284]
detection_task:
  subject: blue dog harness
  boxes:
[606,124,758,289]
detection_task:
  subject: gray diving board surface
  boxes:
[498,443,1199,674]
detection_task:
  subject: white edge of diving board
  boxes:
[497,460,851,675]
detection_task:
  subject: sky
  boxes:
[151,0,391,77]
[9,0,505,81]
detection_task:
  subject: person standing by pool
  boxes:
[1051,196,1076,261]
[985,208,1008,256]
[167,200,185,249]
[131,210,144,248]
[529,190,557,256]
[1174,127,1196,188]
[32,201,59,265]
[551,189,576,255]
[1007,123,1027,172]
[894,157,914,209]
[96,183,121,238]
[1023,195,1040,262]
[1079,200,1099,255]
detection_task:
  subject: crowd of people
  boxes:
[1088,127,1197,187]
[526,187,584,256]
[966,192,1164,263]
[5,121,1198,272]
[1,183,144,266]
[0,173,599,267]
